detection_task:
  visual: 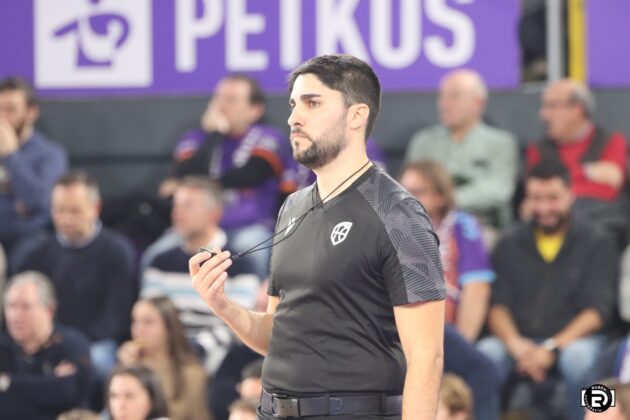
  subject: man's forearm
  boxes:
[219,299,274,355]
[488,305,521,345]
[553,308,603,348]
[456,282,491,341]
[402,353,443,420]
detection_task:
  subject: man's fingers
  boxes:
[189,249,229,277]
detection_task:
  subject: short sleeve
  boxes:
[380,197,446,306]
[454,213,495,286]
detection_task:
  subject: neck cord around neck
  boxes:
[201,160,372,260]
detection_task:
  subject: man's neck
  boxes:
[313,144,371,202]
[184,226,219,254]
[20,324,53,355]
[557,121,592,144]
[449,120,478,142]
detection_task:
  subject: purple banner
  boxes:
[0,0,520,97]
[587,0,630,87]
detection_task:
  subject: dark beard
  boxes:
[533,212,570,235]
[293,114,347,170]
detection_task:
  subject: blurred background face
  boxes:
[438,75,483,132]
[584,405,625,420]
[539,83,585,141]
[436,402,467,420]
[399,169,446,220]
[131,301,167,354]
[4,282,52,346]
[171,186,219,241]
[51,183,100,243]
[209,78,262,135]
[108,374,152,420]
[0,89,36,138]
[239,377,262,400]
[229,409,257,420]
[525,177,573,234]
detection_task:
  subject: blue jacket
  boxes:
[0,131,67,248]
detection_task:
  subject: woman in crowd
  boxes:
[118,296,211,420]
[106,364,169,420]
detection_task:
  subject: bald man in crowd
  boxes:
[405,69,518,229]
[526,79,628,241]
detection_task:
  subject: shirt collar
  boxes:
[56,220,103,249]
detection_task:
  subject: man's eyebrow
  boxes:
[290,93,322,103]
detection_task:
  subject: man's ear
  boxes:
[347,103,370,131]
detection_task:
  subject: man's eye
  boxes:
[309,100,319,108]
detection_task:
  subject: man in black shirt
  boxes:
[190,55,446,419]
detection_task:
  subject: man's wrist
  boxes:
[0,373,11,392]
[541,338,560,357]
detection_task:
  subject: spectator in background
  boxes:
[405,69,518,229]
[584,379,630,420]
[0,244,6,325]
[11,171,137,383]
[117,296,210,420]
[527,79,628,241]
[237,359,263,401]
[106,364,170,420]
[57,408,101,420]
[400,160,494,342]
[0,271,92,419]
[228,399,258,420]
[478,161,618,420]
[0,77,67,257]
[436,373,473,420]
[142,177,259,373]
[158,74,296,278]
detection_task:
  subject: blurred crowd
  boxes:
[0,65,629,420]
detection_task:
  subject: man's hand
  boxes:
[506,335,538,362]
[189,247,233,318]
[201,103,230,134]
[0,119,19,157]
[517,346,556,382]
[54,361,77,377]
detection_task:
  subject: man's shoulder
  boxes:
[410,124,448,143]
[282,184,314,212]
[29,132,67,158]
[357,168,434,230]
[97,227,136,254]
[151,245,188,271]
[494,222,531,250]
[477,122,517,140]
[52,325,91,351]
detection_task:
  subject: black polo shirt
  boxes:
[262,166,445,395]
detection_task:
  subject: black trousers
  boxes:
[256,407,401,420]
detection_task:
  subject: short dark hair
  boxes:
[0,77,38,106]
[288,54,381,139]
[528,160,571,187]
[223,74,266,106]
[55,170,101,203]
[106,365,169,419]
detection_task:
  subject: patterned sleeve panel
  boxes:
[358,171,446,306]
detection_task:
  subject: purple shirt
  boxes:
[174,125,294,230]
[435,210,495,323]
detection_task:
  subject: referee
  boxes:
[190,55,446,420]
